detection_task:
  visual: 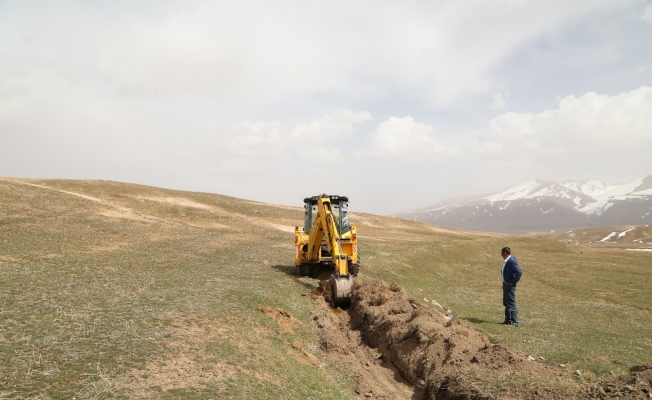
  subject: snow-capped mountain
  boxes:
[558,179,618,198]
[395,176,652,233]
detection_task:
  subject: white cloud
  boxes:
[311,147,345,162]
[366,116,458,159]
[361,1,627,105]
[486,86,652,152]
[490,93,507,110]
[212,110,368,166]
[223,121,284,159]
[291,110,372,143]
[0,1,631,109]
[641,4,652,23]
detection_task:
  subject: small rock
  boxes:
[560,364,566,368]
[623,385,635,393]
[366,361,370,366]
[411,303,418,309]
[527,355,535,361]
[575,370,581,376]
[365,392,373,397]
[597,387,606,396]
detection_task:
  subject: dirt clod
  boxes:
[591,364,652,398]
[258,306,304,334]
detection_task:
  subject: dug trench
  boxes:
[308,278,652,399]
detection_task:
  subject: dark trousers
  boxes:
[502,283,518,324]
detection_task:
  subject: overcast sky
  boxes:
[1,1,651,214]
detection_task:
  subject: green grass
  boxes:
[1,178,650,398]
[357,223,652,379]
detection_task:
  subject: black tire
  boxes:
[296,264,309,277]
[350,263,360,277]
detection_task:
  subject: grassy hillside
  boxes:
[1,178,650,399]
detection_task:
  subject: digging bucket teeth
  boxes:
[330,274,353,307]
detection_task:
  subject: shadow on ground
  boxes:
[462,317,493,324]
[271,264,317,291]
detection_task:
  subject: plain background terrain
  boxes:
[1,178,650,399]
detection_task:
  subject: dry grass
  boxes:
[1,178,650,398]
[0,178,353,399]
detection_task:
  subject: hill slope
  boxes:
[1,178,651,399]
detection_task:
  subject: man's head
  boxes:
[501,247,511,259]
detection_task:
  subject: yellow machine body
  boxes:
[294,194,359,305]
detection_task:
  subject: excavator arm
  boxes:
[306,196,350,276]
[298,194,353,306]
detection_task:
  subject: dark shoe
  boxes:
[511,322,519,327]
[501,321,511,325]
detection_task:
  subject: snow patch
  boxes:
[576,201,613,217]
[617,228,635,238]
[595,178,644,201]
[560,179,618,198]
[599,232,618,242]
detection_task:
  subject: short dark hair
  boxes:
[501,247,511,255]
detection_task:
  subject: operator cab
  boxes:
[303,195,350,236]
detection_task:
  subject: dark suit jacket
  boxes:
[502,256,522,286]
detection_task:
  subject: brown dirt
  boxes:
[589,364,652,398]
[310,278,570,400]
[291,340,320,366]
[258,306,305,334]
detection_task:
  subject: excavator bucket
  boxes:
[330,274,352,307]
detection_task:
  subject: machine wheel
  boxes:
[296,264,309,277]
[330,274,352,307]
[350,263,360,277]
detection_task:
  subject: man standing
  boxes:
[501,247,522,327]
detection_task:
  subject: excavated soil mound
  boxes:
[310,278,568,400]
[589,364,652,398]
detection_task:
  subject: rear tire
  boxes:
[296,264,309,277]
[350,264,360,277]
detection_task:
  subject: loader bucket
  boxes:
[330,274,352,307]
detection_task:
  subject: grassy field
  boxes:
[359,220,652,377]
[1,178,650,399]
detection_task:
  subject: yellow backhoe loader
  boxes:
[294,194,359,306]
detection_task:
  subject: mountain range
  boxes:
[395,176,652,233]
